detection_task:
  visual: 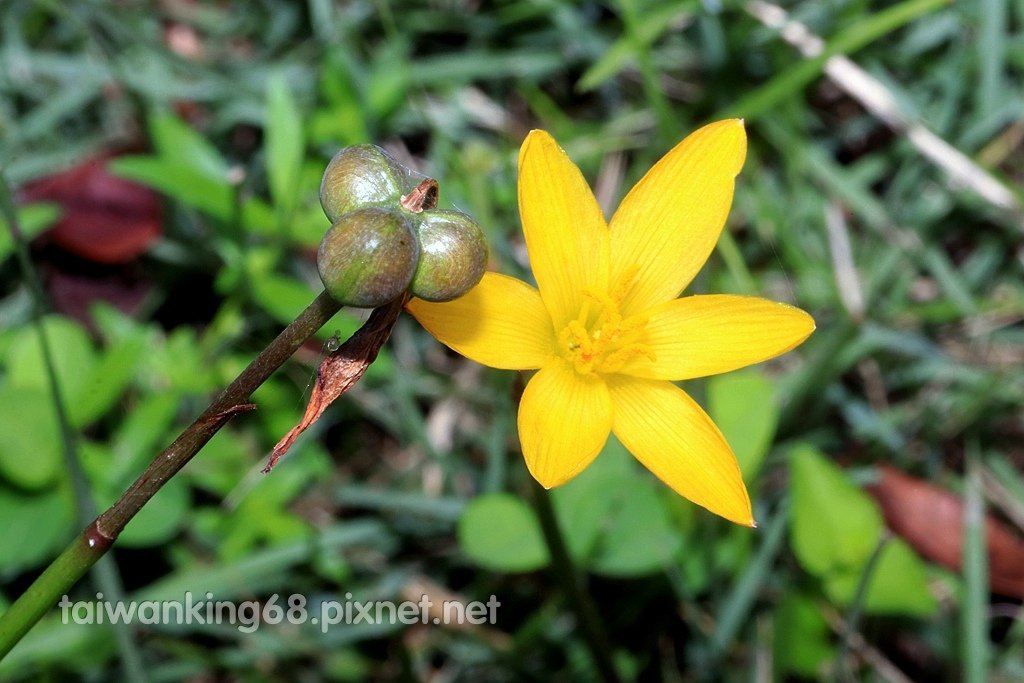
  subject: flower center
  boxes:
[557,268,654,376]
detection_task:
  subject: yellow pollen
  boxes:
[559,276,654,376]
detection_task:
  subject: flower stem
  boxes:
[530,482,621,683]
[0,290,345,661]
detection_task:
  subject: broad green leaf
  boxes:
[149,110,229,180]
[825,538,937,616]
[0,387,62,489]
[789,445,883,577]
[265,72,304,221]
[68,333,148,427]
[0,203,61,261]
[773,594,833,678]
[6,316,96,404]
[708,369,778,482]
[146,327,217,394]
[110,156,234,221]
[242,192,327,247]
[590,480,682,577]
[90,301,150,346]
[0,486,73,571]
[240,197,277,236]
[551,437,634,562]
[458,493,549,572]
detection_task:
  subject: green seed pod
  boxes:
[317,207,419,308]
[319,145,408,223]
[409,210,488,302]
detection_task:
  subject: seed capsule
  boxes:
[317,207,419,308]
[319,145,407,223]
[409,210,488,302]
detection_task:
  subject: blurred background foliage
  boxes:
[1,0,1023,680]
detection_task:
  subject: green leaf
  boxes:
[0,203,61,261]
[68,333,147,427]
[182,427,250,497]
[240,197,278,236]
[109,392,181,484]
[310,50,370,146]
[0,387,63,489]
[367,41,411,119]
[212,449,329,560]
[825,538,937,616]
[590,480,682,577]
[265,72,304,221]
[708,369,779,482]
[149,110,229,180]
[458,493,549,572]
[726,0,948,120]
[146,327,218,394]
[110,156,234,221]
[789,445,883,577]
[0,486,73,571]
[552,480,617,563]
[5,316,96,406]
[577,2,695,92]
[551,438,634,562]
[289,200,332,248]
[773,594,833,678]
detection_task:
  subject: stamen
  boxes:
[558,284,653,376]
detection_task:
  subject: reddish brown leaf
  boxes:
[262,296,406,473]
[867,465,1024,597]
[20,153,161,264]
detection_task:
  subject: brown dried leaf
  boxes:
[20,153,161,264]
[866,465,1024,597]
[262,296,405,473]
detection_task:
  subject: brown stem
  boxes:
[96,290,342,536]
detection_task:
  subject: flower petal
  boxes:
[519,130,610,329]
[608,376,753,526]
[609,119,747,315]
[620,295,815,380]
[519,360,611,488]
[407,272,554,370]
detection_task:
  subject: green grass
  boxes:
[2,0,1023,680]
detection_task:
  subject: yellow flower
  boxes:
[408,120,814,526]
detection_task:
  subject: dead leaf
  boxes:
[262,296,406,473]
[866,465,1024,597]
[20,153,161,264]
